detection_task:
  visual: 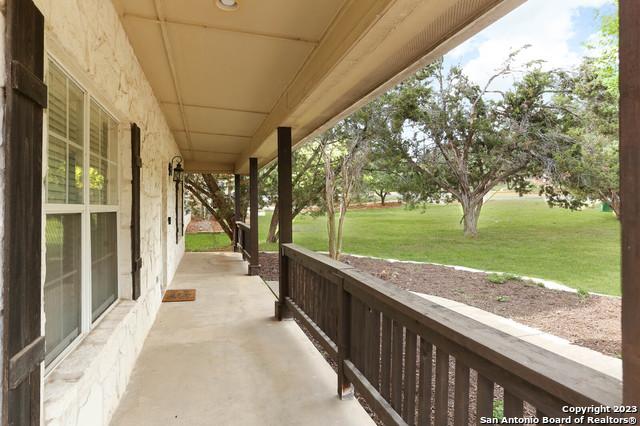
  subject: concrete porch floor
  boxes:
[110,252,374,426]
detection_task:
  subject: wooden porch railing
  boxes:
[280,243,622,425]
[235,222,251,262]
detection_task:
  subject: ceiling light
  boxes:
[216,0,238,11]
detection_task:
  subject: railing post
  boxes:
[276,127,293,319]
[337,275,354,399]
[233,173,241,253]
[621,0,640,414]
[248,158,260,275]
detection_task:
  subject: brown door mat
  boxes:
[162,289,196,302]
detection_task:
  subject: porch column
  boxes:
[248,158,260,275]
[233,173,241,252]
[276,127,293,320]
[620,0,640,413]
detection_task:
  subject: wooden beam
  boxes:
[233,174,241,252]
[248,158,260,275]
[182,160,234,173]
[151,0,194,157]
[277,127,292,319]
[123,13,320,45]
[620,0,640,415]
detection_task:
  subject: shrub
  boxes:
[487,273,522,284]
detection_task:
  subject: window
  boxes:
[43,58,120,367]
[90,101,118,205]
[44,214,82,365]
[47,62,84,204]
[91,212,118,321]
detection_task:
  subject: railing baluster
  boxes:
[370,309,381,390]
[403,329,417,425]
[337,276,353,399]
[476,374,494,423]
[381,315,392,401]
[417,338,433,426]
[504,390,524,417]
[453,362,470,426]
[434,348,449,426]
[391,321,404,414]
[363,307,373,383]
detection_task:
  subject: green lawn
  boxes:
[187,199,621,295]
[185,232,233,252]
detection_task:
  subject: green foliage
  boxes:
[496,295,510,303]
[383,52,570,237]
[544,3,620,217]
[487,273,522,284]
[493,399,505,419]
[577,288,590,300]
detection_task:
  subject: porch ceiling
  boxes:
[112,0,524,174]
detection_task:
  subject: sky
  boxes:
[444,0,616,91]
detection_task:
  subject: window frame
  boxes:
[43,55,122,374]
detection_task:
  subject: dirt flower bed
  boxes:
[259,252,621,357]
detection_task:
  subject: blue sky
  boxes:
[444,0,615,90]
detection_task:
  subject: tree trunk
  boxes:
[324,147,338,259]
[461,196,483,238]
[267,202,279,243]
[606,190,621,219]
[336,198,348,260]
[380,192,387,206]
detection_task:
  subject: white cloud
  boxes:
[448,0,613,91]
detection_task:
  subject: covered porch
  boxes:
[110,251,373,425]
[1,0,638,424]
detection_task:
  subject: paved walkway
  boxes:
[111,252,373,426]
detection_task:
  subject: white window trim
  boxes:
[43,55,123,375]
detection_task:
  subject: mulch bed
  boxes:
[186,219,224,233]
[259,252,621,357]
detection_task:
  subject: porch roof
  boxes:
[110,252,374,425]
[111,0,524,174]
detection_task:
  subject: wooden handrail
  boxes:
[236,221,250,232]
[280,243,622,424]
[235,222,251,262]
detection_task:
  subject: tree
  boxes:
[385,55,568,237]
[184,174,247,240]
[323,105,381,259]
[541,4,620,217]
[260,141,326,243]
[362,149,407,205]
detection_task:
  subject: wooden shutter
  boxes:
[131,123,142,300]
[3,0,46,424]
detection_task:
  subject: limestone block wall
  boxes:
[0,0,6,415]
[26,0,186,424]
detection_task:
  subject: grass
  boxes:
[186,199,620,295]
[184,232,232,252]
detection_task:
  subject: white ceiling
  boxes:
[112,0,524,173]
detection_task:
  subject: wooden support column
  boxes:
[276,127,293,320]
[233,173,241,252]
[248,158,260,275]
[620,0,640,414]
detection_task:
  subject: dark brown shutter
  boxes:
[131,123,142,300]
[3,0,46,424]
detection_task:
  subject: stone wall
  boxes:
[0,0,6,415]
[29,0,185,424]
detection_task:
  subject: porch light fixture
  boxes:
[168,156,184,182]
[216,0,238,11]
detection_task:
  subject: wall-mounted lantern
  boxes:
[168,156,184,182]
